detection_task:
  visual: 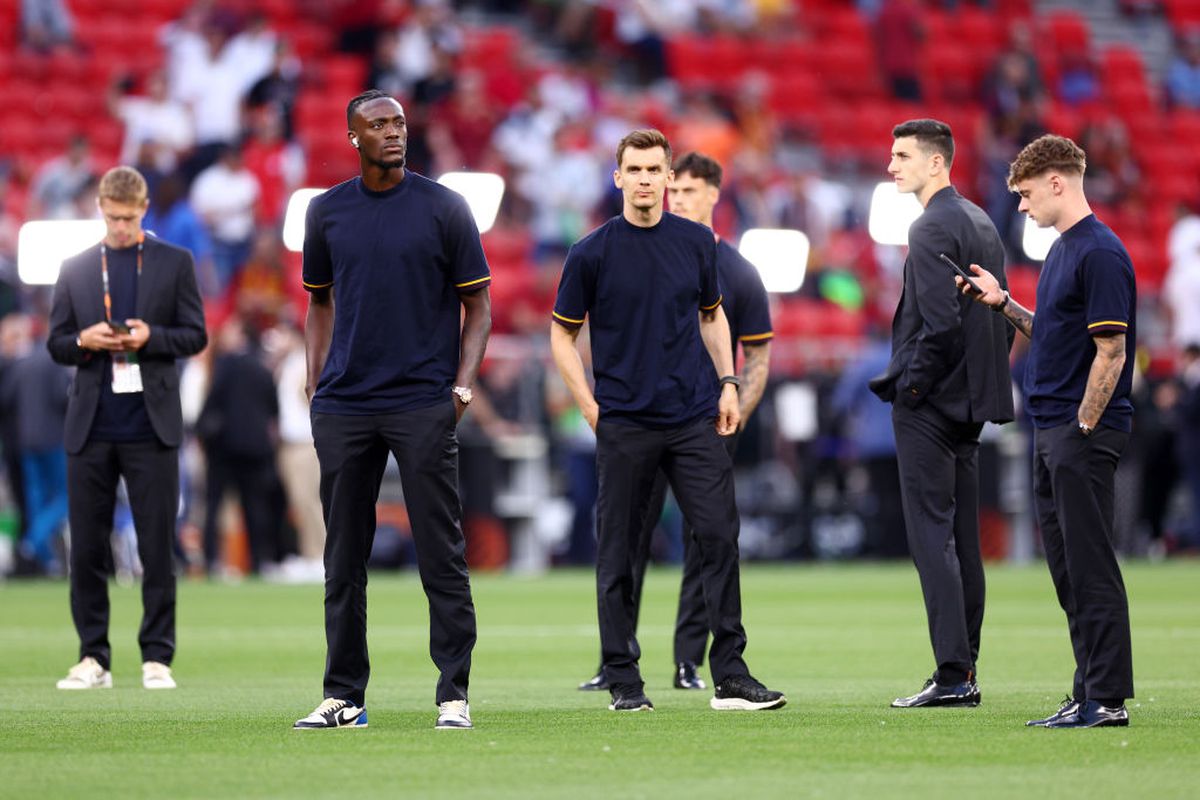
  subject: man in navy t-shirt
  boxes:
[551,129,784,712]
[293,91,491,732]
[576,151,773,694]
[960,134,1136,729]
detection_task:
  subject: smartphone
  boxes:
[938,253,983,295]
[108,320,131,334]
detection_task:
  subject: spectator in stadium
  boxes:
[190,143,261,291]
[1077,119,1140,208]
[576,150,773,694]
[1164,204,1200,349]
[1177,345,1200,549]
[197,318,282,576]
[20,0,74,52]
[47,166,207,691]
[0,315,31,571]
[242,108,306,227]
[10,332,71,575]
[29,136,95,220]
[1165,31,1200,109]
[245,39,303,142]
[428,69,501,173]
[293,90,491,732]
[108,71,194,174]
[875,0,924,101]
[144,174,216,296]
[871,119,1014,710]
[959,134,1137,728]
[551,129,785,713]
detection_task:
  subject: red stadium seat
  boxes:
[1164,0,1200,27]
[1044,11,1090,57]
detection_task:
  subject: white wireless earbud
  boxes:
[351,136,360,149]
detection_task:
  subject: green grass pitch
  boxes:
[1,562,1197,799]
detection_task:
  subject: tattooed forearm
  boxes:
[738,341,771,428]
[1003,295,1035,339]
[1078,333,1126,427]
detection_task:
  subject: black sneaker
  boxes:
[674,661,706,690]
[1026,696,1080,727]
[609,682,654,711]
[710,674,786,711]
[579,669,609,691]
[1044,699,1129,729]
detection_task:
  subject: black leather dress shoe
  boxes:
[891,678,981,708]
[578,670,608,691]
[673,661,707,690]
[1026,696,1080,727]
[1044,699,1128,728]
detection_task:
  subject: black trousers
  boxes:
[203,452,281,573]
[312,402,476,707]
[892,403,985,685]
[67,438,179,669]
[595,416,748,687]
[624,435,742,669]
[1033,422,1134,702]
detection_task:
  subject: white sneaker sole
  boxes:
[294,723,368,730]
[435,722,473,730]
[57,675,113,690]
[143,681,177,689]
[710,696,787,711]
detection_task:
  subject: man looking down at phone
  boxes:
[869,119,1015,710]
[48,165,207,691]
[956,135,1137,729]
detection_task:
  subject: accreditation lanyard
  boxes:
[100,233,144,324]
[99,234,145,394]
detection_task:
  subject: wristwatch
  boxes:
[993,290,1010,313]
[1078,421,1093,437]
[719,375,741,389]
[452,385,473,405]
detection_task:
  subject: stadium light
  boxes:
[18,219,106,285]
[282,188,327,252]
[437,171,505,234]
[1021,215,1060,261]
[867,181,923,246]
[738,228,809,293]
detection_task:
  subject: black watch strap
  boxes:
[719,375,741,388]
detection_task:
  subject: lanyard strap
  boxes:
[100,235,143,323]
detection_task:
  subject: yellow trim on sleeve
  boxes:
[456,275,492,289]
[701,295,723,312]
[739,331,774,342]
[552,310,585,325]
[302,280,333,289]
[1087,320,1128,330]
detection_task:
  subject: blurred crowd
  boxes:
[1,0,1199,578]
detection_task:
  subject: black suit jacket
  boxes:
[47,235,208,454]
[870,186,1015,424]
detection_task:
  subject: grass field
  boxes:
[1,561,1198,799]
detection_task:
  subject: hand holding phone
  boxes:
[938,253,984,295]
[108,320,131,334]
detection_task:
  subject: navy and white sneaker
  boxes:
[293,698,368,730]
[435,700,473,730]
[710,674,786,711]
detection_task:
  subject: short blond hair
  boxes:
[98,166,148,205]
[1007,135,1087,189]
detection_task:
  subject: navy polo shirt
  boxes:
[90,244,155,442]
[302,172,490,414]
[1025,214,1136,431]
[717,237,772,352]
[553,212,723,428]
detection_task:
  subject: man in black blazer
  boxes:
[48,166,207,691]
[869,119,1014,708]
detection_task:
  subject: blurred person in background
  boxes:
[871,119,1014,711]
[30,136,95,220]
[1165,31,1200,109]
[1164,203,1200,351]
[108,71,194,174]
[196,317,283,577]
[47,166,207,691]
[190,143,261,292]
[1177,345,1200,550]
[0,314,33,569]
[20,0,74,52]
[144,174,216,296]
[11,326,71,575]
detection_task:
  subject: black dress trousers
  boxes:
[312,401,476,708]
[892,402,985,685]
[595,416,749,688]
[67,438,179,669]
[1033,422,1134,702]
